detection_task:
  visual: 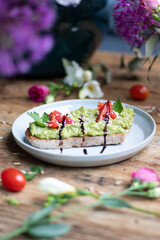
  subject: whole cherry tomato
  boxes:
[1,168,26,192]
[130,85,149,101]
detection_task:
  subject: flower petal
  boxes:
[39,177,76,195]
[131,168,160,183]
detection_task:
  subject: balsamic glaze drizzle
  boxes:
[58,116,67,153]
[79,115,88,155]
[100,112,110,154]
[58,116,66,140]
[58,105,110,155]
[83,149,88,155]
[79,114,85,135]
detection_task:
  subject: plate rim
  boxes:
[12,99,156,160]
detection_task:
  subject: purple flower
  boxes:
[0,0,56,77]
[28,84,49,102]
[131,168,160,183]
[113,0,160,47]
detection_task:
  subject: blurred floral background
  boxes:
[0,0,109,78]
[1,0,160,83]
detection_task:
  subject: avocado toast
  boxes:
[26,99,134,149]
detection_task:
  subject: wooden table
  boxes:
[0,51,160,240]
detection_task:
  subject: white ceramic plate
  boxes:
[12,99,156,167]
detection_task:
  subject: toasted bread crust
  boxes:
[25,128,125,149]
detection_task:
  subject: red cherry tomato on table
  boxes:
[130,85,149,101]
[1,168,26,192]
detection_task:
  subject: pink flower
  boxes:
[28,85,49,102]
[131,168,160,183]
[139,0,159,12]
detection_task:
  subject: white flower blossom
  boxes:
[55,0,81,6]
[79,80,104,99]
[39,177,76,195]
[62,58,84,87]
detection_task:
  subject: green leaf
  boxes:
[5,199,19,205]
[25,204,55,226]
[145,34,159,59]
[128,57,143,72]
[76,189,90,196]
[24,173,36,181]
[30,166,44,174]
[119,54,126,69]
[147,55,158,82]
[47,82,62,92]
[27,112,46,127]
[151,12,160,22]
[24,166,43,181]
[100,198,131,208]
[99,63,108,73]
[112,98,123,114]
[42,112,50,123]
[106,70,112,84]
[99,192,112,200]
[27,223,70,239]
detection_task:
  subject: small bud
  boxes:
[146,181,159,189]
[73,81,78,88]
[83,70,92,82]
[131,181,140,188]
[45,94,55,104]
[147,188,160,198]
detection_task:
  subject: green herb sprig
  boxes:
[112,98,123,114]
[27,112,49,127]
[24,166,44,181]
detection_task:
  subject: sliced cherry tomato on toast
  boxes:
[96,102,109,122]
[97,100,117,121]
[49,110,63,123]
[110,111,117,119]
[1,168,26,192]
[97,102,104,112]
[48,111,75,128]
[48,115,59,128]
[65,116,75,124]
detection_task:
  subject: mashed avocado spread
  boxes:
[29,106,134,139]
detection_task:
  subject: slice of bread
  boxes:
[25,128,125,149]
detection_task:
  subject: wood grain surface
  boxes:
[0,51,160,240]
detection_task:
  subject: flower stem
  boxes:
[131,206,160,218]
[0,224,28,240]
[113,186,135,198]
[50,201,100,222]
